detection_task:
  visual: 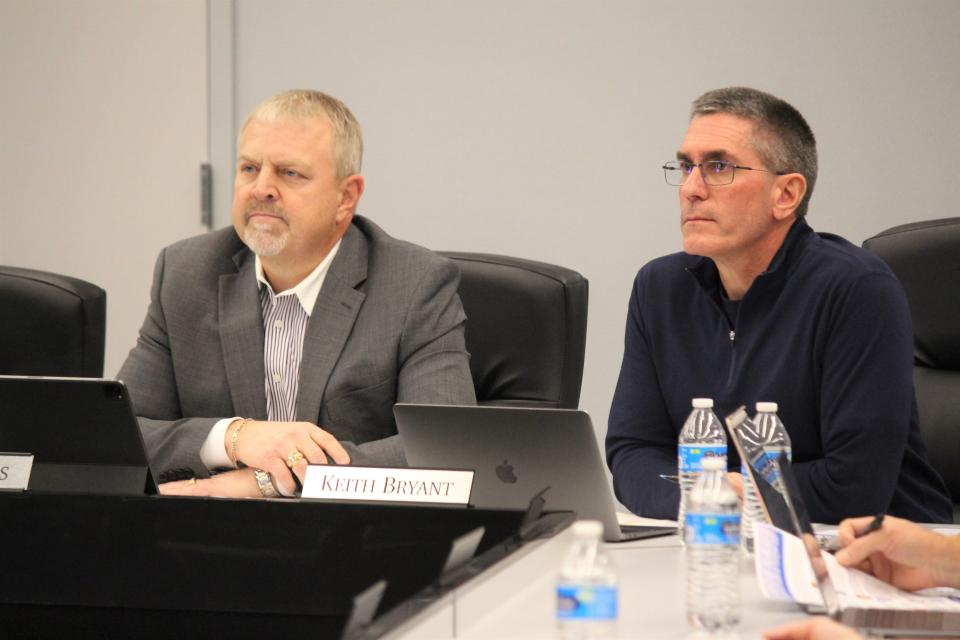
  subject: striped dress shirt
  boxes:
[259,286,308,422]
[254,242,341,422]
[197,241,341,470]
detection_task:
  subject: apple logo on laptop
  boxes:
[495,460,517,484]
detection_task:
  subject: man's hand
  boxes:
[834,515,959,591]
[726,471,744,501]
[763,616,861,640]
[225,419,351,495]
[160,468,260,498]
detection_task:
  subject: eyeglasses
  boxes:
[662,160,786,186]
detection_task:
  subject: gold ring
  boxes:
[187,477,197,486]
[286,450,305,468]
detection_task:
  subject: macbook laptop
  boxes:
[394,404,675,543]
[0,375,158,495]
[726,406,960,637]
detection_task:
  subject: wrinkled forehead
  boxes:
[678,113,761,163]
[236,115,336,168]
[238,112,334,145]
[240,113,333,142]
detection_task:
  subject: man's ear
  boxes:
[772,173,807,221]
[335,174,365,225]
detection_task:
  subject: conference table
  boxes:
[0,492,571,638]
[11,489,953,638]
[385,516,807,639]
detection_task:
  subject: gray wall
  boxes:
[3,1,958,453]
[225,0,960,447]
[1,0,208,377]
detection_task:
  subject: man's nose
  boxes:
[252,169,279,201]
[679,165,708,200]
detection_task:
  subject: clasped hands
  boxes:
[160,419,351,498]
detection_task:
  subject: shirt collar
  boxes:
[254,240,341,317]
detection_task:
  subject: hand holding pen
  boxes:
[833,513,960,591]
[821,512,884,552]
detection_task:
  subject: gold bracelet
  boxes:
[230,418,254,468]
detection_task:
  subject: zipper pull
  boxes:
[729,330,736,342]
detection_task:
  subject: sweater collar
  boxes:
[763,216,813,276]
[687,217,814,293]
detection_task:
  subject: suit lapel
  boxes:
[219,248,268,419]
[296,224,367,422]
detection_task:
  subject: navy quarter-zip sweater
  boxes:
[606,218,952,524]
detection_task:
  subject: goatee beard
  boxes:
[243,224,288,257]
[242,203,289,257]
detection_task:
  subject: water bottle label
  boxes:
[685,513,740,545]
[678,444,727,472]
[556,584,618,621]
[743,448,790,486]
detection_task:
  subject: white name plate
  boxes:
[0,453,34,491]
[302,465,474,505]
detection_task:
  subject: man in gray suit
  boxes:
[119,90,476,498]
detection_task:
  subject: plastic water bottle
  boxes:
[739,402,792,554]
[678,398,727,542]
[556,520,618,639]
[685,456,740,633]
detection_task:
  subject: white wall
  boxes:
[226,0,960,448]
[0,0,208,377]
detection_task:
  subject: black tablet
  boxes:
[0,376,157,495]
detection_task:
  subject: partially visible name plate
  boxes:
[302,465,474,505]
[0,453,34,491]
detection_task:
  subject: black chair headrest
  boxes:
[863,218,960,369]
[0,266,106,377]
[440,252,588,408]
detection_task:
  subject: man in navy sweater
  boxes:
[606,87,951,525]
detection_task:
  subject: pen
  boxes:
[858,512,885,537]
[822,512,884,552]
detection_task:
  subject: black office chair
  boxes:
[440,252,588,409]
[0,266,107,377]
[863,218,960,519]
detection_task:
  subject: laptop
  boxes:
[0,375,158,495]
[394,404,675,543]
[726,406,960,637]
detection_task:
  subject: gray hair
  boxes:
[691,87,817,218]
[241,89,363,179]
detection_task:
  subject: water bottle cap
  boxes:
[691,398,714,409]
[756,401,778,413]
[700,457,726,471]
[571,520,604,538]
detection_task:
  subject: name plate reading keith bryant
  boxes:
[302,465,474,505]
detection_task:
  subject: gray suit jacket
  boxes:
[118,216,476,477]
